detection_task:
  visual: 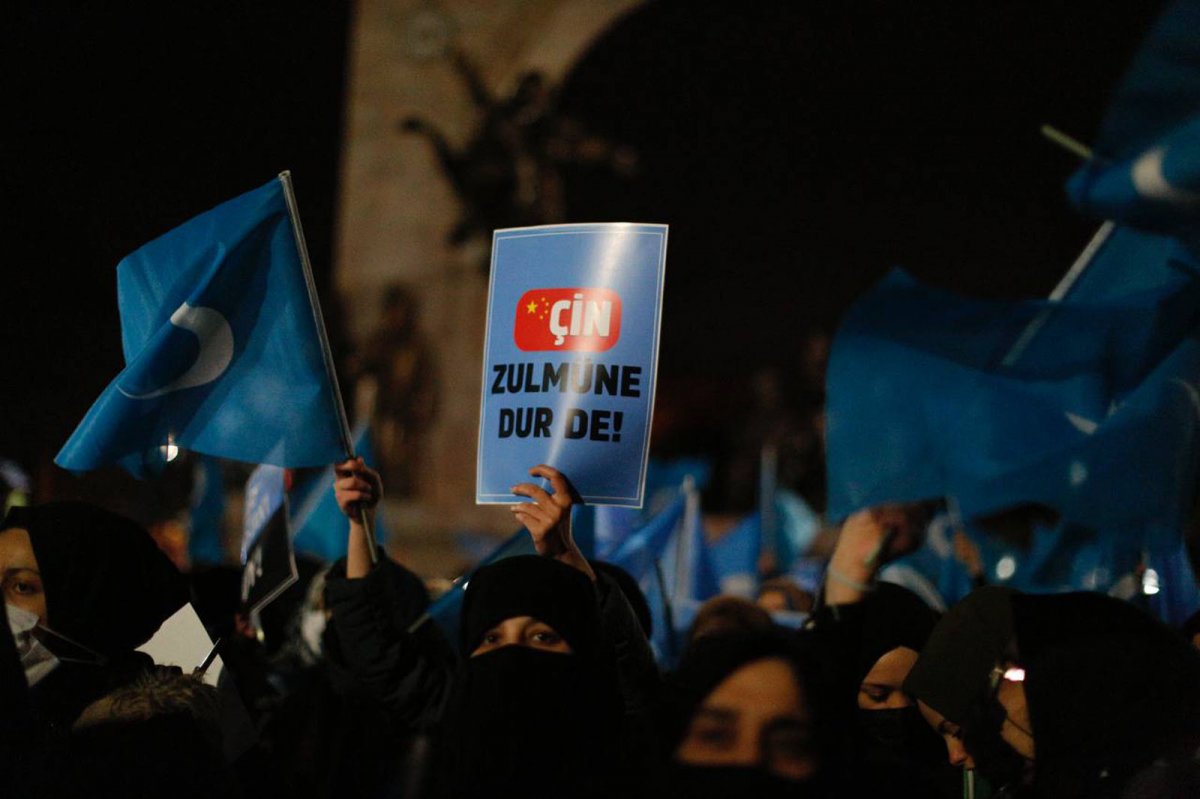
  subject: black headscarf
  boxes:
[656,630,834,797]
[3,502,188,658]
[812,584,950,797]
[1010,593,1200,798]
[439,556,621,799]
[818,581,941,689]
[903,585,1017,724]
[460,555,599,656]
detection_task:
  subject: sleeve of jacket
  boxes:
[325,554,457,731]
[594,570,660,718]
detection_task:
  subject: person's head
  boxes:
[974,592,1200,797]
[0,524,45,623]
[687,595,774,648]
[444,556,619,797]
[903,586,1017,769]
[1,502,188,659]
[74,668,220,744]
[811,582,947,792]
[662,631,831,796]
[460,555,599,658]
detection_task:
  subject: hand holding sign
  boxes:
[511,465,595,582]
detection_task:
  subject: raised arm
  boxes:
[335,457,380,578]
[510,464,596,582]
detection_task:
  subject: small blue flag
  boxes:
[56,176,346,475]
[608,494,688,664]
[709,512,761,598]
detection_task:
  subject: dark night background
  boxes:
[0,1,1165,485]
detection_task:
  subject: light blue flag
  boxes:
[659,486,719,609]
[188,456,226,566]
[289,424,387,562]
[56,176,346,475]
[709,512,761,599]
[577,456,714,561]
[826,268,1200,552]
[608,494,688,581]
[608,494,688,664]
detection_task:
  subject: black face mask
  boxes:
[857,705,948,767]
[660,764,828,799]
[440,646,621,798]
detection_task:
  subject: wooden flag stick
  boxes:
[279,170,379,567]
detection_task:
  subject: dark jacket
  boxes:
[325,555,660,732]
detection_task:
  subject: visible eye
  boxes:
[3,572,42,598]
[689,720,736,749]
[531,629,562,645]
[483,631,501,644]
[860,685,892,704]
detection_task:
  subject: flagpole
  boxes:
[279,171,378,567]
[1001,126,1112,367]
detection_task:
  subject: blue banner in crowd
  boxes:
[476,224,668,508]
[56,175,346,475]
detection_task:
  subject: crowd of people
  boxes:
[4,455,1200,798]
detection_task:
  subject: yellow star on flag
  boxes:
[525,301,539,314]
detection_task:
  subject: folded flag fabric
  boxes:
[57,175,346,475]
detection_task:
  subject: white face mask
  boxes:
[6,603,60,687]
[300,609,327,658]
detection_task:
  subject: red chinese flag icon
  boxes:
[514,288,622,352]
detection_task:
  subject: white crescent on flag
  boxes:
[1131,146,1200,205]
[118,302,234,399]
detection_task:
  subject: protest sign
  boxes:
[240,464,298,616]
[477,223,668,507]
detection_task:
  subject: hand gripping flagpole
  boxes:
[279,171,379,567]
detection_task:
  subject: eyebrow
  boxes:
[693,707,738,725]
[2,566,40,577]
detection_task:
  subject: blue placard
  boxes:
[241,463,286,563]
[477,223,668,508]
